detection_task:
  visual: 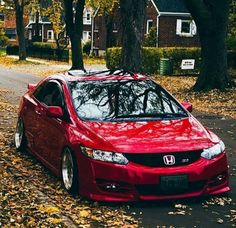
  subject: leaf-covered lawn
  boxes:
[154,76,236,119]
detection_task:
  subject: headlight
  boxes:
[201,141,225,160]
[81,146,129,165]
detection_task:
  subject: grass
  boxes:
[0,47,6,56]
[83,56,106,65]
[0,56,40,66]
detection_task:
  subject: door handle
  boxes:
[35,110,41,115]
[35,107,43,116]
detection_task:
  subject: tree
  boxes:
[4,0,30,60]
[227,0,236,50]
[184,0,235,91]
[41,0,69,60]
[87,0,118,50]
[119,0,147,72]
[29,0,41,42]
[143,26,157,47]
[63,0,85,70]
[228,0,236,37]
[0,20,9,47]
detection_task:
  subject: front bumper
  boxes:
[77,152,230,202]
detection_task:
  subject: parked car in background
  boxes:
[15,70,230,202]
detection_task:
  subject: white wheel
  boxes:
[61,148,79,194]
[15,118,26,150]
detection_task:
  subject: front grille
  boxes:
[124,150,202,167]
[136,181,205,196]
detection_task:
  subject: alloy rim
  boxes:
[15,119,23,149]
[62,149,74,190]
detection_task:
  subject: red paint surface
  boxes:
[18,73,230,201]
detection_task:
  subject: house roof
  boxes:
[153,0,189,14]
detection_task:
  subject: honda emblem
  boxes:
[163,155,175,166]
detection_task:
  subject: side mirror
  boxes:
[46,106,63,118]
[28,83,37,92]
[181,101,193,113]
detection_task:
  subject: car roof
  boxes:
[50,69,148,83]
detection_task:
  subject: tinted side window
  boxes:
[33,83,46,102]
[42,83,63,107]
[34,81,63,108]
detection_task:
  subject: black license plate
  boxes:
[160,175,188,192]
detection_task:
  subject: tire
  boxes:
[61,148,79,195]
[14,118,27,151]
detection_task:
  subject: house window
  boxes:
[83,31,91,43]
[83,10,92,25]
[5,28,17,40]
[0,13,4,21]
[146,19,153,34]
[176,19,197,36]
[47,30,54,40]
[28,30,32,40]
[39,15,42,23]
[113,22,118,32]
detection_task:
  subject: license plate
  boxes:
[160,175,188,192]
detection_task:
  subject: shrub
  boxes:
[227,36,236,51]
[228,51,236,69]
[105,47,122,69]
[6,44,69,62]
[141,48,162,74]
[106,47,201,74]
[83,41,91,55]
[143,27,157,47]
[0,35,9,47]
[160,47,201,74]
[32,42,56,49]
[6,45,18,55]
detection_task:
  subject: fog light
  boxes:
[96,179,132,193]
[216,174,225,182]
[105,183,119,190]
[209,173,227,187]
[97,181,121,192]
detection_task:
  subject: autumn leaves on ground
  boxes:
[0,90,139,227]
[0,56,236,227]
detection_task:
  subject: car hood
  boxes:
[83,116,219,153]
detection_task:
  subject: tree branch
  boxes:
[184,0,211,26]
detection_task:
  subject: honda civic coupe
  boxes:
[15,70,230,202]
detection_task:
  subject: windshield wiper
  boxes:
[116,113,187,119]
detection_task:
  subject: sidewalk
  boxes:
[7,55,61,65]
[6,55,107,72]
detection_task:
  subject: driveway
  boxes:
[0,67,235,227]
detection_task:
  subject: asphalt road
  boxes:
[0,67,40,104]
[0,67,235,227]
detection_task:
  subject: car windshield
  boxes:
[68,79,188,121]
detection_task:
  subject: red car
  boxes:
[15,70,230,202]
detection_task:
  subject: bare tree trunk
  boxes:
[105,13,115,49]
[34,11,41,42]
[63,0,85,70]
[119,0,147,72]
[185,0,235,91]
[15,0,26,60]
[71,34,84,69]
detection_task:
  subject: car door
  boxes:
[35,80,69,173]
[23,81,47,152]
